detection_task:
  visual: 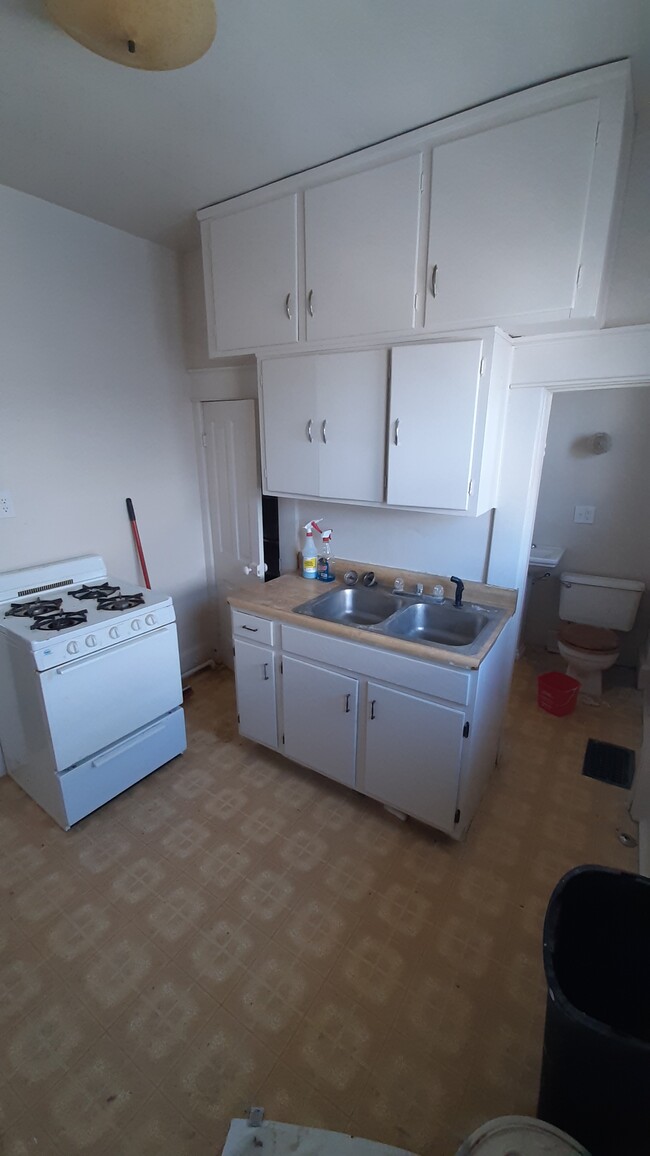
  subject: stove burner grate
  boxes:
[69,583,120,601]
[5,598,63,618]
[30,611,88,632]
[97,594,145,612]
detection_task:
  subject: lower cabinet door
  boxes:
[234,639,278,749]
[362,682,464,832]
[282,656,358,788]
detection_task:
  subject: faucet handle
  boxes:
[392,577,404,593]
[415,583,424,596]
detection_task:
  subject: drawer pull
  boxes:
[285,292,292,320]
[322,419,327,445]
[263,663,270,681]
[344,693,350,713]
[307,419,313,444]
[242,625,258,632]
[394,418,400,447]
[431,263,438,298]
[370,699,376,720]
[308,289,315,317]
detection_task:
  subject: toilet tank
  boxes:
[559,572,645,631]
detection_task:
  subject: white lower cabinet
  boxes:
[281,656,358,789]
[361,682,465,834]
[233,638,278,749]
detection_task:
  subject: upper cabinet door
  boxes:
[304,155,423,342]
[425,100,601,331]
[315,350,387,504]
[205,194,299,353]
[387,340,484,511]
[261,355,319,496]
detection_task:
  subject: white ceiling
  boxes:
[1,0,649,251]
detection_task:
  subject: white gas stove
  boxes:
[0,555,186,829]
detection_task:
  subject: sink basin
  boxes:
[529,544,564,571]
[293,585,403,626]
[379,601,490,647]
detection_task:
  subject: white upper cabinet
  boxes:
[387,332,510,515]
[202,194,299,354]
[426,100,601,331]
[304,155,423,342]
[198,61,630,353]
[260,350,388,502]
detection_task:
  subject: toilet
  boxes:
[557,571,645,698]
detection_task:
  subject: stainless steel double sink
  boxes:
[292,584,506,654]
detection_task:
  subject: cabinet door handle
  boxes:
[431,264,438,298]
[344,693,350,713]
[370,699,376,720]
[308,289,315,317]
[285,292,292,320]
[394,419,400,447]
[263,662,270,681]
[241,624,258,632]
[307,419,313,443]
[322,419,327,444]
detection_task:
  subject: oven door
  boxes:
[40,624,183,771]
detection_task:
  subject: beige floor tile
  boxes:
[0,1115,66,1155]
[108,961,220,1085]
[175,901,272,1000]
[74,921,171,1027]
[159,1004,276,1142]
[228,855,306,933]
[142,876,213,956]
[34,891,127,981]
[4,983,102,1103]
[254,1060,351,1133]
[273,886,361,976]
[0,948,55,1031]
[107,1090,216,1155]
[281,984,389,1116]
[44,1035,156,1153]
[327,926,411,1026]
[224,942,324,1051]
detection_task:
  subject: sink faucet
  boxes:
[450,575,465,607]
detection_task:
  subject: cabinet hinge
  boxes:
[201,432,207,448]
[479,357,486,376]
[576,264,583,288]
[463,721,470,738]
[281,733,285,745]
[454,808,461,825]
[468,480,474,497]
[237,713,240,724]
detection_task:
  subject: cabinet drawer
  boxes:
[281,625,470,705]
[232,610,275,646]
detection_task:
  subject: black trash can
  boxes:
[538,865,650,1156]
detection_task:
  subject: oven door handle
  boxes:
[88,719,167,767]
[53,626,172,673]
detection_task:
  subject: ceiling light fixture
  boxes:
[44,0,217,71]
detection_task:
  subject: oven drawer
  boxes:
[59,706,186,827]
[40,624,183,772]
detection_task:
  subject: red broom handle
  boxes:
[126,498,151,589]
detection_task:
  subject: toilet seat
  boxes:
[558,623,619,653]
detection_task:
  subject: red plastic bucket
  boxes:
[537,672,581,717]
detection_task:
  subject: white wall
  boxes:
[0,184,209,674]
[524,386,650,662]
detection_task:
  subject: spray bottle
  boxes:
[301,520,321,579]
[317,529,335,582]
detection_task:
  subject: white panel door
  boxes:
[208,194,299,351]
[426,100,600,329]
[387,340,483,510]
[261,356,319,496]
[234,640,278,749]
[282,657,358,788]
[362,682,464,832]
[316,350,387,503]
[203,401,265,667]
[305,154,423,341]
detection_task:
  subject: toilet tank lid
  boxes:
[561,572,645,593]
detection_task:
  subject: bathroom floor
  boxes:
[0,653,642,1155]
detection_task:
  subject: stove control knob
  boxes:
[145,614,156,626]
[109,627,119,640]
[85,634,97,648]
[131,618,141,631]
[67,641,79,655]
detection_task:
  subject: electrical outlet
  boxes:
[574,505,595,524]
[0,491,15,518]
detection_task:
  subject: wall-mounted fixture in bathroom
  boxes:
[592,432,612,454]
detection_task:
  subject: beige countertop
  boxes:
[228,559,517,670]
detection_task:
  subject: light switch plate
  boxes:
[0,491,15,518]
[574,505,595,524]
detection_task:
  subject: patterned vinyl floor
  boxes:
[0,654,642,1155]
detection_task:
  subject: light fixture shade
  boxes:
[45,0,217,71]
